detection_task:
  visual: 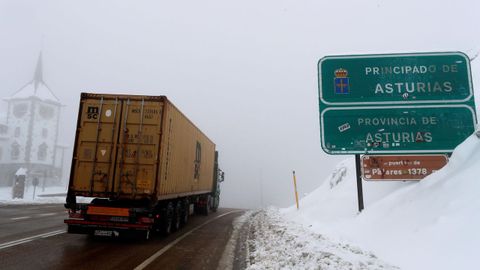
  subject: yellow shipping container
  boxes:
[68,93,216,202]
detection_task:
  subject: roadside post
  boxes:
[292,171,299,210]
[354,155,364,211]
[317,52,477,212]
[32,177,39,200]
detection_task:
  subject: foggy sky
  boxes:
[0,0,479,208]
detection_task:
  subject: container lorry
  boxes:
[64,93,224,239]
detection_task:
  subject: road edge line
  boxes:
[134,210,242,270]
[216,210,253,270]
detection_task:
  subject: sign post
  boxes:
[317,52,476,212]
[355,155,364,212]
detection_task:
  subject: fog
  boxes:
[0,0,478,209]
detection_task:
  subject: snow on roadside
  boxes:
[246,208,398,270]
[217,211,255,270]
[0,186,67,205]
[281,132,480,270]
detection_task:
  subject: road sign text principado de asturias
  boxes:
[318,52,477,154]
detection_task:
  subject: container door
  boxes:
[113,99,163,197]
[72,97,122,195]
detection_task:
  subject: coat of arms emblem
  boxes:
[334,68,349,94]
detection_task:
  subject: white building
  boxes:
[0,53,66,186]
[0,115,7,164]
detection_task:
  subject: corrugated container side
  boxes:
[70,96,122,196]
[68,93,216,202]
[113,98,164,198]
[69,94,164,199]
[157,99,215,200]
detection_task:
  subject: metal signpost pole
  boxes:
[355,155,364,212]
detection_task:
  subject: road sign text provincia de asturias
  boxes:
[318,52,477,154]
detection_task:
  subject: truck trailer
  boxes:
[64,93,223,239]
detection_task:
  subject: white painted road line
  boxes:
[11,216,31,221]
[0,230,66,250]
[40,230,66,238]
[26,205,62,211]
[9,212,63,221]
[134,210,243,270]
[37,213,57,217]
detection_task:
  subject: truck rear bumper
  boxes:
[65,219,151,239]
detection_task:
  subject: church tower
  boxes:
[0,52,63,186]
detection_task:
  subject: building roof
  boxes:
[8,52,60,103]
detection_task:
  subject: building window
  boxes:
[0,147,3,160]
[14,127,21,138]
[42,128,48,138]
[11,143,20,160]
[38,143,48,161]
[194,141,201,179]
[13,103,28,118]
[0,125,7,134]
[39,105,54,120]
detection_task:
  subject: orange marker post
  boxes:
[292,171,299,210]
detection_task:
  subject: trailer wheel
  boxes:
[203,195,211,216]
[181,199,189,226]
[173,201,181,231]
[162,202,174,235]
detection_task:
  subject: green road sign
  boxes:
[320,105,476,154]
[318,52,473,105]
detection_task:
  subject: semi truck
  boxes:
[64,93,224,239]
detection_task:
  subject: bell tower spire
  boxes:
[10,51,59,102]
[33,52,43,92]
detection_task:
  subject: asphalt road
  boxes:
[0,204,245,270]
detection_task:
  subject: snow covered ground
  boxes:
[275,132,480,270]
[2,136,479,270]
[0,185,67,205]
[246,208,397,270]
[243,132,480,269]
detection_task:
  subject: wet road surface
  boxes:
[0,204,244,270]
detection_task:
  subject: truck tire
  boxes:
[203,195,211,216]
[173,201,181,231]
[181,199,189,226]
[162,202,174,235]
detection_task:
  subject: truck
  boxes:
[64,93,224,239]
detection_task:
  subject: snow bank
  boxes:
[0,186,67,205]
[282,133,480,270]
[247,208,397,270]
